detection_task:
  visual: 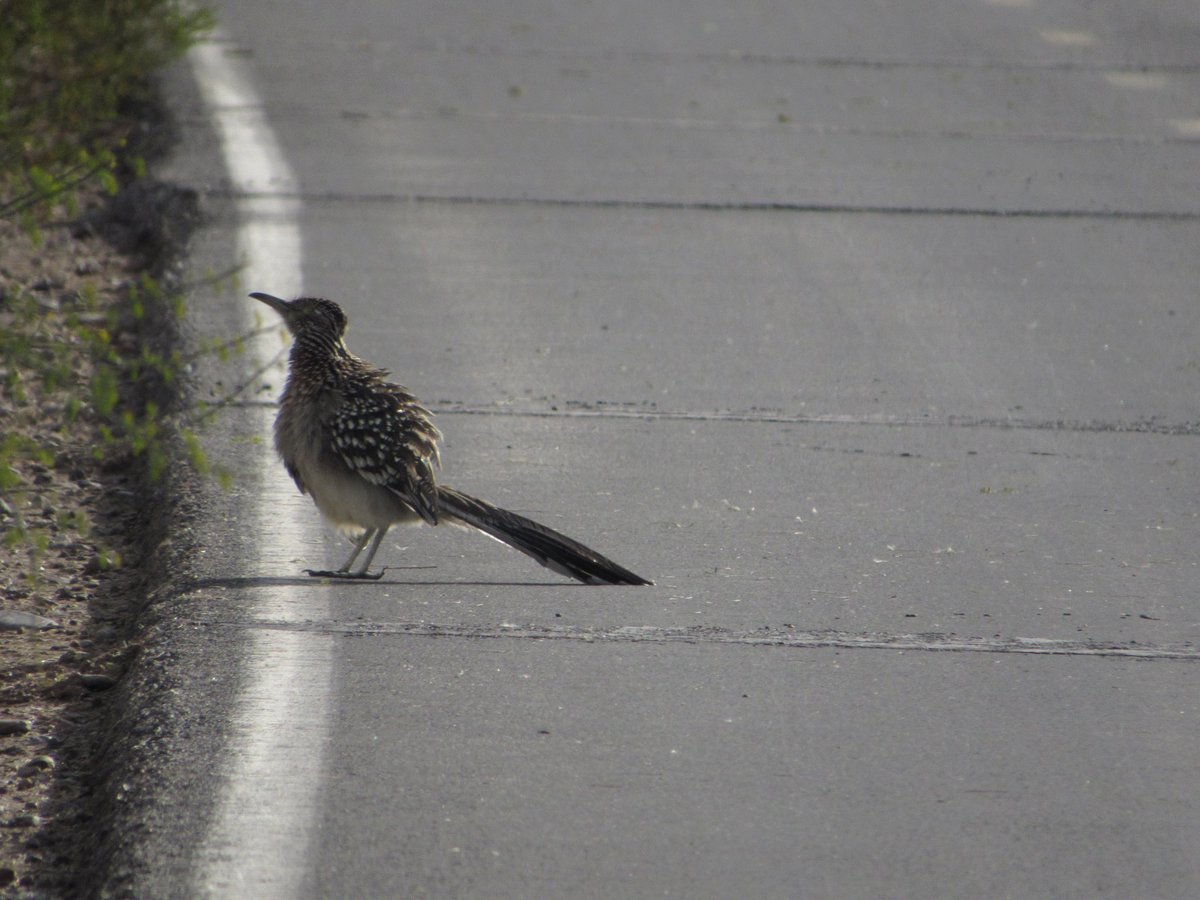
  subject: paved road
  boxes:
[118,1,1200,897]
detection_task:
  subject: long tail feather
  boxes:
[436,487,652,585]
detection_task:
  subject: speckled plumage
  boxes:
[252,293,651,585]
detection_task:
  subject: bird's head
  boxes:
[251,293,349,342]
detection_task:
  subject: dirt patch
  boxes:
[0,171,198,893]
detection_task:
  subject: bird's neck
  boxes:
[289,332,349,363]
[283,334,350,399]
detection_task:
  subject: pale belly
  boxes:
[304,459,422,532]
[279,420,421,533]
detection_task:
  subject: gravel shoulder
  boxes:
[0,115,198,896]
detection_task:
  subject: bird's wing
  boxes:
[284,460,307,495]
[327,379,443,525]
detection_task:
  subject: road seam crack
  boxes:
[192,620,1200,660]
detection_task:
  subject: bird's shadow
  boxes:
[178,573,594,593]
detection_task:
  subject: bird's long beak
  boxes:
[250,291,291,315]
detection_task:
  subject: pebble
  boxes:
[0,610,59,631]
[17,756,55,778]
[80,673,117,691]
[0,719,30,736]
[30,274,64,291]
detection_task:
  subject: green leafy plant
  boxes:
[0,0,214,222]
[0,270,269,575]
[1,0,216,576]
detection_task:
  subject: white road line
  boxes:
[188,33,332,898]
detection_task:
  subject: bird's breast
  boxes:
[275,395,420,531]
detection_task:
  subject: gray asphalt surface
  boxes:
[122,1,1200,897]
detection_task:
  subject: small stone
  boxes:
[5,813,40,828]
[27,734,61,750]
[0,866,15,887]
[16,756,54,778]
[0,610,59,631]
[80,673,117,691]
[31,275,64,292]
[0,720,30,736]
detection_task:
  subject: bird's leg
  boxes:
[339,528,376,572]
[350,526,389,576]
[304,528,386,579]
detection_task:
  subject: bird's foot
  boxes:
[303,568,386,580]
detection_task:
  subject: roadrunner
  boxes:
[252,292,651,585]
